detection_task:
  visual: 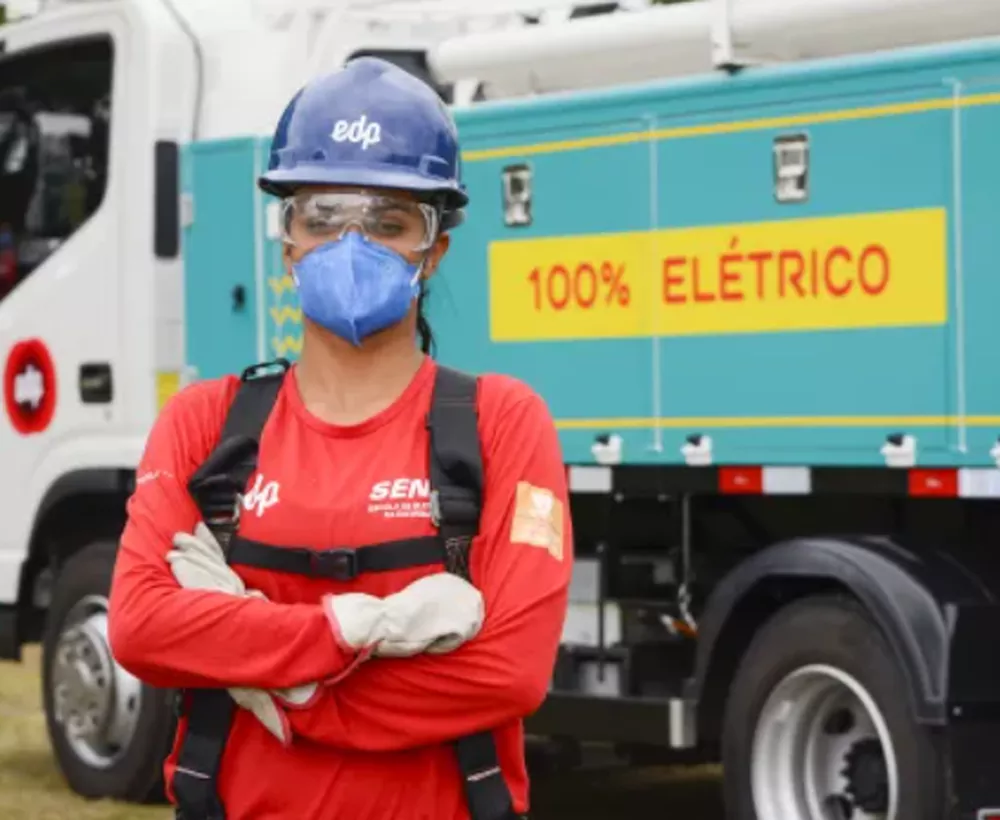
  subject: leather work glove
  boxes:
[167,523,318,746]
[375,572,485,658]
[320,573,484,659]
[168,522,248,595]
[322,592,394,652]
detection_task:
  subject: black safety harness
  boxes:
[173,359,519,820]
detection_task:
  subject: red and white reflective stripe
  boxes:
[765,466,812,495]
[908,468,958,497]
[903,468,1000,498]
[567,465,613,494]
[958,468,1000,498]
[718,467,761,494]
[565,464,1000,498]
[719,466,811,495]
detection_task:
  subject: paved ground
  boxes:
[0,645,724,820]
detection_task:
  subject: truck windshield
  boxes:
[0,36,112,298]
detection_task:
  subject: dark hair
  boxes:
[417,200,451,357]
[416,289,435,356]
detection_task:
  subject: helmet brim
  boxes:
[258,165,469,210]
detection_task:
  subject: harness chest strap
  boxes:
[173,361,518,820]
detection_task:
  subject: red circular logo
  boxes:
[3,338,57,435]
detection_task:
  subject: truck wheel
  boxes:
[41,540,176,802]
[721,594,945,820]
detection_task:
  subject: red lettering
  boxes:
[858,244,889,295]
[823,246,852,297]
[662,257,687,304]
[719,267,743,301]
[575,263,597,308]
[777,250,805,298]
[719,237,744,302]
[653,239,889,310]
[748,251,772,299]
[548,264,570,310]
[528,267,541,310]
[692,257,715,303]
[719,268,743,301]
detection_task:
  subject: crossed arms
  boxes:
[108,379,572,752]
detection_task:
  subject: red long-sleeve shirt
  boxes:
[108,356,572,820]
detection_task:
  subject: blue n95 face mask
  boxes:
[291,232,422,346]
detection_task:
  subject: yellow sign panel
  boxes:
[156,371,180,411]
[489,208,948,341]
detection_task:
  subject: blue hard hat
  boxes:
[258,56,467,229]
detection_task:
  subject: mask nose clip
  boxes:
[336,221,368,242]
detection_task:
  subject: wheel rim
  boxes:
[750,663,899,820]
[50,594,144,769]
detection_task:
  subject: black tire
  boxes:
[41,540,176,802]
[721,594,946,820]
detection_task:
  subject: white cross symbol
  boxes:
[13,363,45,410]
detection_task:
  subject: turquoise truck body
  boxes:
[182,35,1000,468]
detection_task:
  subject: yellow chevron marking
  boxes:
[271,335,304,357]
[270,305,302,327]
[268,275,295,297]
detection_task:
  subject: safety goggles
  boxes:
[280,191,439,255]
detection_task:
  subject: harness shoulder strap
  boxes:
[427,365,483,582]
[226,359,292,436]
[173,360,288,820]
[186,361,289,551]
[428,366,520,820]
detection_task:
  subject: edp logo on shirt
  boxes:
[243,474,281,518]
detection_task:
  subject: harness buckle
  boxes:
[308,548,358,581]
[432,486,480,529]
[429,489,442,527]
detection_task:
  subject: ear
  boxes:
[421,233,451,282]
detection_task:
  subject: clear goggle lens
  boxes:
[281,192,438,254]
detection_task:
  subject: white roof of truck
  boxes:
[8,0,1000,140]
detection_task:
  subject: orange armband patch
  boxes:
[510,481,564,561]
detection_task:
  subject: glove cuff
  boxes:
[322,594,359,654]
[271,682,321,710]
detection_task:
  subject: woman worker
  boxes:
[108,56,572,820]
